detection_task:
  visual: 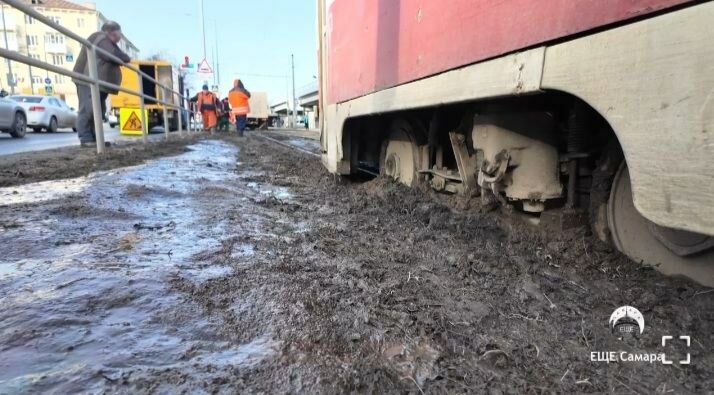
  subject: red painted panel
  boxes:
[327,0,692,104]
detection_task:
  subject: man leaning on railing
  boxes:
[72,21,131,148]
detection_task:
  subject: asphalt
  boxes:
[0,127,118,156]
[0,127,319,157]
[0,127,184,156]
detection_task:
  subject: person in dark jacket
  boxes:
[73,21,131,148]
[217,98,231,132]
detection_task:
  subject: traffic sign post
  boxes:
[197,58,213,74]
[181,56,194,69]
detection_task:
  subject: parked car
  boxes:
[107,112,119,128]
[0,97,27,138]
[9,95,77,133]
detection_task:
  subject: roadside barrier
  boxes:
[0,0,197,153]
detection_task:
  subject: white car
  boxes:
[9,95,77,133]
[107,112,119,128]
[0,97,27,138]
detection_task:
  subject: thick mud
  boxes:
[0,134,711,393]
[0,135,202,188]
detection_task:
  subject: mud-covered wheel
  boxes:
[592,145,714,286]
[9,112,26,138]
[380,120,423,187]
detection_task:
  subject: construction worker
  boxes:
[228,79,251,136]
[190,85,219,132]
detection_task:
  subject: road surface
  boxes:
[0,127,118,156]
[0,127,180,156]
[0,127,314,157]
[0,134,710,393]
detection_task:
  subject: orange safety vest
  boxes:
[197,91,217,112]
[228,90,250,115]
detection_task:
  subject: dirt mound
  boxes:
[0,135,200,188]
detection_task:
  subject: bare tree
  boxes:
[145,52,167,61]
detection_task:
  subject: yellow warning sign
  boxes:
[123,112,142,131]
[119,108,147,136]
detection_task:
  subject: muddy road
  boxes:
[0,134,201,188]
[0,134,711,393]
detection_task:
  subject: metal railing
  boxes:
[0,0,198,153]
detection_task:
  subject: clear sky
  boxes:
[91,0,318,104]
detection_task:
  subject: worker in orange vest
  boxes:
[190,84,219,132]
[228,79,251,136]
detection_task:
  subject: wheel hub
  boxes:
[385,153,400,179]
[383,126,418,186]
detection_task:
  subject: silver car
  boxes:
[0,97,27,138]
[10,95,77,133]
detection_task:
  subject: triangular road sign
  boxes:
[197,58,213,74]
[123,111,143,131]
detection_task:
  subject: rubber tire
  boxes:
[9,112,26,138]
[47,117,58,133]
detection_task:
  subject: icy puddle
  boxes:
[0,177,91,206]
[0,140,282,393]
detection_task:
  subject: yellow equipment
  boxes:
[110,60,184,135]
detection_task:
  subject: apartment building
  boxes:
[0,0,139,108]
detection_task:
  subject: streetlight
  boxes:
[1,4,16,94]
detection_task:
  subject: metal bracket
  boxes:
[449,131,479,195]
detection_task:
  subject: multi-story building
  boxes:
[0,0,139,109]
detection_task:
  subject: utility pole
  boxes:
[212,45,216,87]
[285,72,290,128]
[1,5,16,95]
[23,13,34,94]
[214,23,220,89]
[291,54,296,128]
[199,0,207,85]
[200,0,206,60]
